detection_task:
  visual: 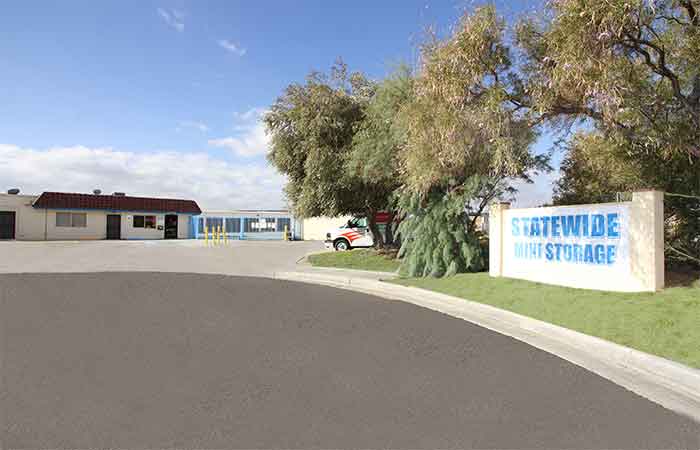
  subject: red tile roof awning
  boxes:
[33,192,202,214]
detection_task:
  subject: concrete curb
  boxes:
[271,270,700,424]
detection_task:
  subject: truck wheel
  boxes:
[334,239,350,251]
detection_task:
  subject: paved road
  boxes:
[1,273,698,449]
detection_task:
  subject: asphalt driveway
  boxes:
[1,273,698,448]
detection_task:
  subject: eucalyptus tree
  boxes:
[266,61,405,248]
[265,62,373,220]
[396,6,546,277]
[346,67,414,246]
[518,0,700,265]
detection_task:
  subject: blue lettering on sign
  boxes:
[562,215,581,237]
[591,214,605,237]
[530,217,541,237]
[607,213,620,238]
[541,216,551,237]
[551,216,561,237]
[510,211,623,267]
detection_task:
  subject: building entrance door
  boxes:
[106,214,121,240]
[0,211,16,239]
[164,214,178,239]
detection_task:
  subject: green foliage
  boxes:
[265,61,375,219]
[392,6,544,277]
[519,0,700,160]
[347,66,412,187]
[402,5,538,194]
[520,0,700,266]
[397,180,486,278]
[554,131,700,266]
[553,132,644,205]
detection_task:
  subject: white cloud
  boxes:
[178,120,209,133]
[208,108,270,157]
[0,144,286,210]
[217,39,247,56]
[157,8,185,32]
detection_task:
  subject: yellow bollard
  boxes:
[204,225,208,245]
[224,227,229,244]
[284,224,288,241]
[217,225,222,245]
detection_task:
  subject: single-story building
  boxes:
[0,190,201,241]
[194,210,301,240]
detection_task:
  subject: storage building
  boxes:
[0,190,201,240]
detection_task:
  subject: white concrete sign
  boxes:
[502,204,630,291]
[490,191,664,292]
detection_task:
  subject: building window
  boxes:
[225,218,241,233]
[133,215,156,229]
[56,212,71,227]
[56,212,87,228]
[72,213,87,228]
[276,218,291,232]
[206,217,223,230]
[245,217,277,233]
[244,218,258,232]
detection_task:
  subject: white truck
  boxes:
[324,217,374,251]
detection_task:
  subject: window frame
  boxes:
[71,213,87,228]
[56,212,72,227]
[133,215,156,229]
[144,215,156,229]
[56,212,87,228]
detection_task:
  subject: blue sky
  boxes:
[0,0,553,209]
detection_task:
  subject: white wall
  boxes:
[178,215,190,239]
[0,194,45,240]
[302,216,351,241]
[121,213,164,239]
[0,196,192,240]
[489,191,665,292]
[46,210,107,240]
[120,213,191,240]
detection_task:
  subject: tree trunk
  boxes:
[367,209,385,249]
[384,210,396,247]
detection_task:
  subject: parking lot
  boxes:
[0,239,324,277]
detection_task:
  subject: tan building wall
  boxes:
[121,213,166,240]
[178,214,190,239]
[302,216,351,241]
[1,194,193,241]
[0,194,45,240]
[46,210,107,240]
[116,213,189,239]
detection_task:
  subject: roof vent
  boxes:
[93,189,102,195]
[7,188,20,195]
[113,192,126,196]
